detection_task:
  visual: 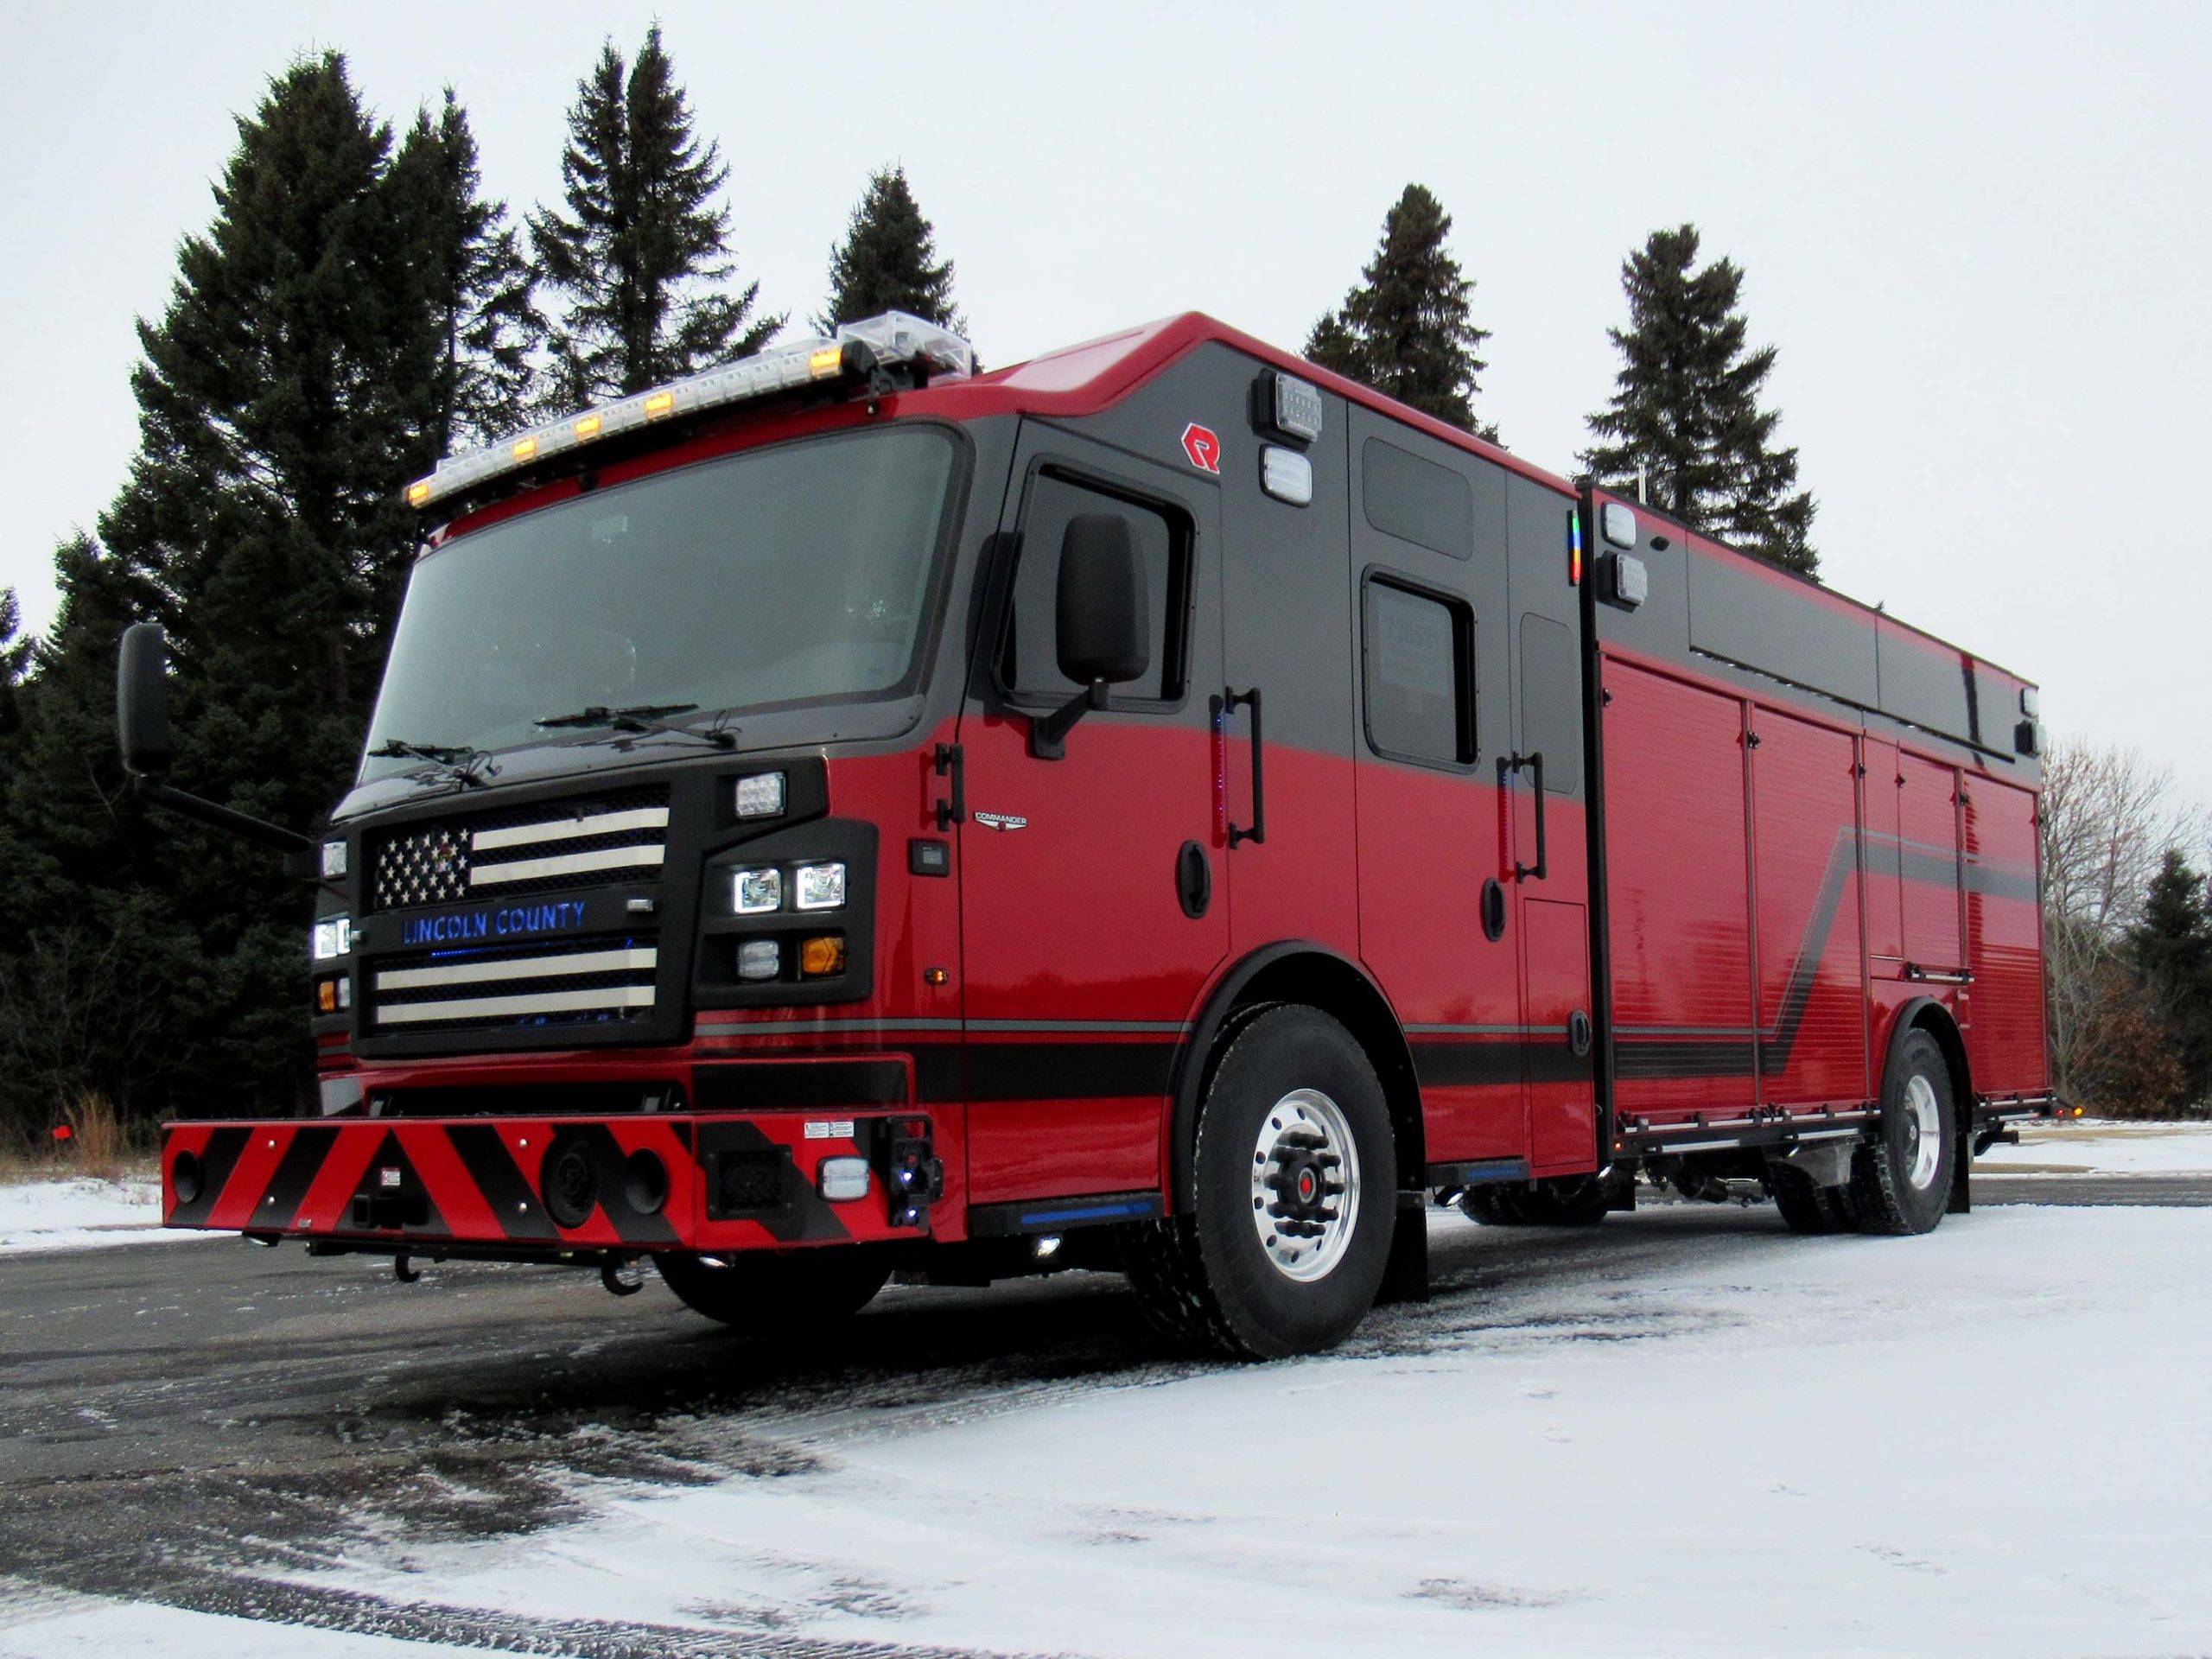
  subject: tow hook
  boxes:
[394,1253,423,1284]
[600,1258,645,1297]
[1972,1125,2021,1158]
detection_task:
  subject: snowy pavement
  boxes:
[1972,1118,2212,1176]
[0,1176,212,1256]
[5,1201,2209,1657]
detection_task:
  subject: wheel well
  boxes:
[1170,945,1422,1206]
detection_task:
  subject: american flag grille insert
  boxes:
[369,930,659,1033]
[372,787,671,912]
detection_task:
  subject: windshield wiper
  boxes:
[370,738,497,787]
[532,702,737,750]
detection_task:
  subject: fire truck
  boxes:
[118,310,2054,1357]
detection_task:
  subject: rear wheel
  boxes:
[1846,1028,1958,1236]
[1459,1176,1611,1227]
[653,1248,892,1332]
[1123,1006,1395,1358]
[1769,1162,1848,1234]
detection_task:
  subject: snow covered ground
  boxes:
[6,1201,2209,1657]
[1973,1118,2212,1176]
[0,1176,207,1256]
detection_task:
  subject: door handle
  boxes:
[934,742,964,830]
[1509,750,1547,881]
[1225,686,1266,848]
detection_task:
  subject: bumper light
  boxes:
[794,861,846,911]
[818,1156,870,1201]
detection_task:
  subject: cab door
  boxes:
[955,428,1227,1206]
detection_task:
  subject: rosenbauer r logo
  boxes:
[1180,423,1222,474]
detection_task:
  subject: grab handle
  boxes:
[1510,750,1547,881]
[1226,686,1266,848]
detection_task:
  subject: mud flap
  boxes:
[1376,1190,1429,1306]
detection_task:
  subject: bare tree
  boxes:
[2039,738,2207,1110]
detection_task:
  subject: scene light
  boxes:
[734,772,785,819]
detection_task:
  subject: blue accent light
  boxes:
[1017,1198,1158,1228]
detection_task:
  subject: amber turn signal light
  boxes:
[799,935,845,976]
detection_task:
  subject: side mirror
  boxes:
[116,621,175,777]
[1031,514,1148,760]
[1055,514,1149,687]
[112,621,314,861]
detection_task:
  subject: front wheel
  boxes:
[1123,1006,1395,1358]
[653,1247,892,1332]
[1846,1028,1958,1236]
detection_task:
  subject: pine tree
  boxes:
[817,166,963,334]
[1306,184,1497,441]
[0,588,29,735]
[2131,849,2212,1112]
[0,54,453,1128]
[388,90,542,453]
[1581,224,1818,575]
[530,26,778,410]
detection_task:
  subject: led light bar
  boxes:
[406,312,975,511]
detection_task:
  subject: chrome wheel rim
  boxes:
[1249,1088,1361,1282]
[1903,1074,1943,1190]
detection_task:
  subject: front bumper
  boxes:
[162,1108,947,1256]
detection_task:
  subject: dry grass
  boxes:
[0,1093,158,1185]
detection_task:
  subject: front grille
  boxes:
[367,930,659,1035]
[372,786,671,912]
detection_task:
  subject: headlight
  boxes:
[310,917,353,962]
[320,839,348,879]
[734,772,786,818]
[794,862,846,912]
[734,868,782,914]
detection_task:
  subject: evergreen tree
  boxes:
[529,26,778,410]
[1306,184,1497,441]
[2131,849,2212,1112]
[1581,224,1818,575]
[388,90,542,454]
[0,587,29,735]
[0,54,454,1128]
[817,166,963,334]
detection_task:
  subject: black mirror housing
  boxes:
[116,621,175,777]
[1055,514,1149,688]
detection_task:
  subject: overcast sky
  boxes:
[4,1,2207,806]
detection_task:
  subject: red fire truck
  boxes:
[118,310,2054,1357]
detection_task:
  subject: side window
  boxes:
[1517,613,1581,793]
[999,471,1189,704]
[1362,575,1473,766]
[1363,438,1472,560]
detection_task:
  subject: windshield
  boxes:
[362,425,959,778]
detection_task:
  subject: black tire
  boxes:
[1122,1006,1395,1359]
[652,1247,892,1331]
[1508,1176,1612,1227]
[1457,1185,1527,1226]
[1769,1162,1847,1234]
[1846,1027,1958,1236]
